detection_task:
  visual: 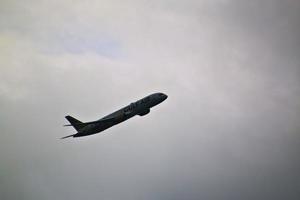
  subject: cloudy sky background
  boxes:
[1,0,300,199]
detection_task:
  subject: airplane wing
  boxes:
[64,116,116,127]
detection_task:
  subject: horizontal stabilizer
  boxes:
[61,134,76,139]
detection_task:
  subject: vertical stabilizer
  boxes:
[65,115,86,131]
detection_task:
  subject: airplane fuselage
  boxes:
[64,93,167,138]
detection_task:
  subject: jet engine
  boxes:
[138,109,150,116]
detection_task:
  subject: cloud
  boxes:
[0,0,299,200]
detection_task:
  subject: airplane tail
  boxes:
[64,115,86,131]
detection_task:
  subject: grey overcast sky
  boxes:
[1,0,300,200]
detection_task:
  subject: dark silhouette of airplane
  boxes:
[62,92,168,139]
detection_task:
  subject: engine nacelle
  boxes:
[138,109,150,116]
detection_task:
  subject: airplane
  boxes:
[62,92,168,139]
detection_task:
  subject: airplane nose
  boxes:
[158,93,168,101]
[163,94,168,100]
